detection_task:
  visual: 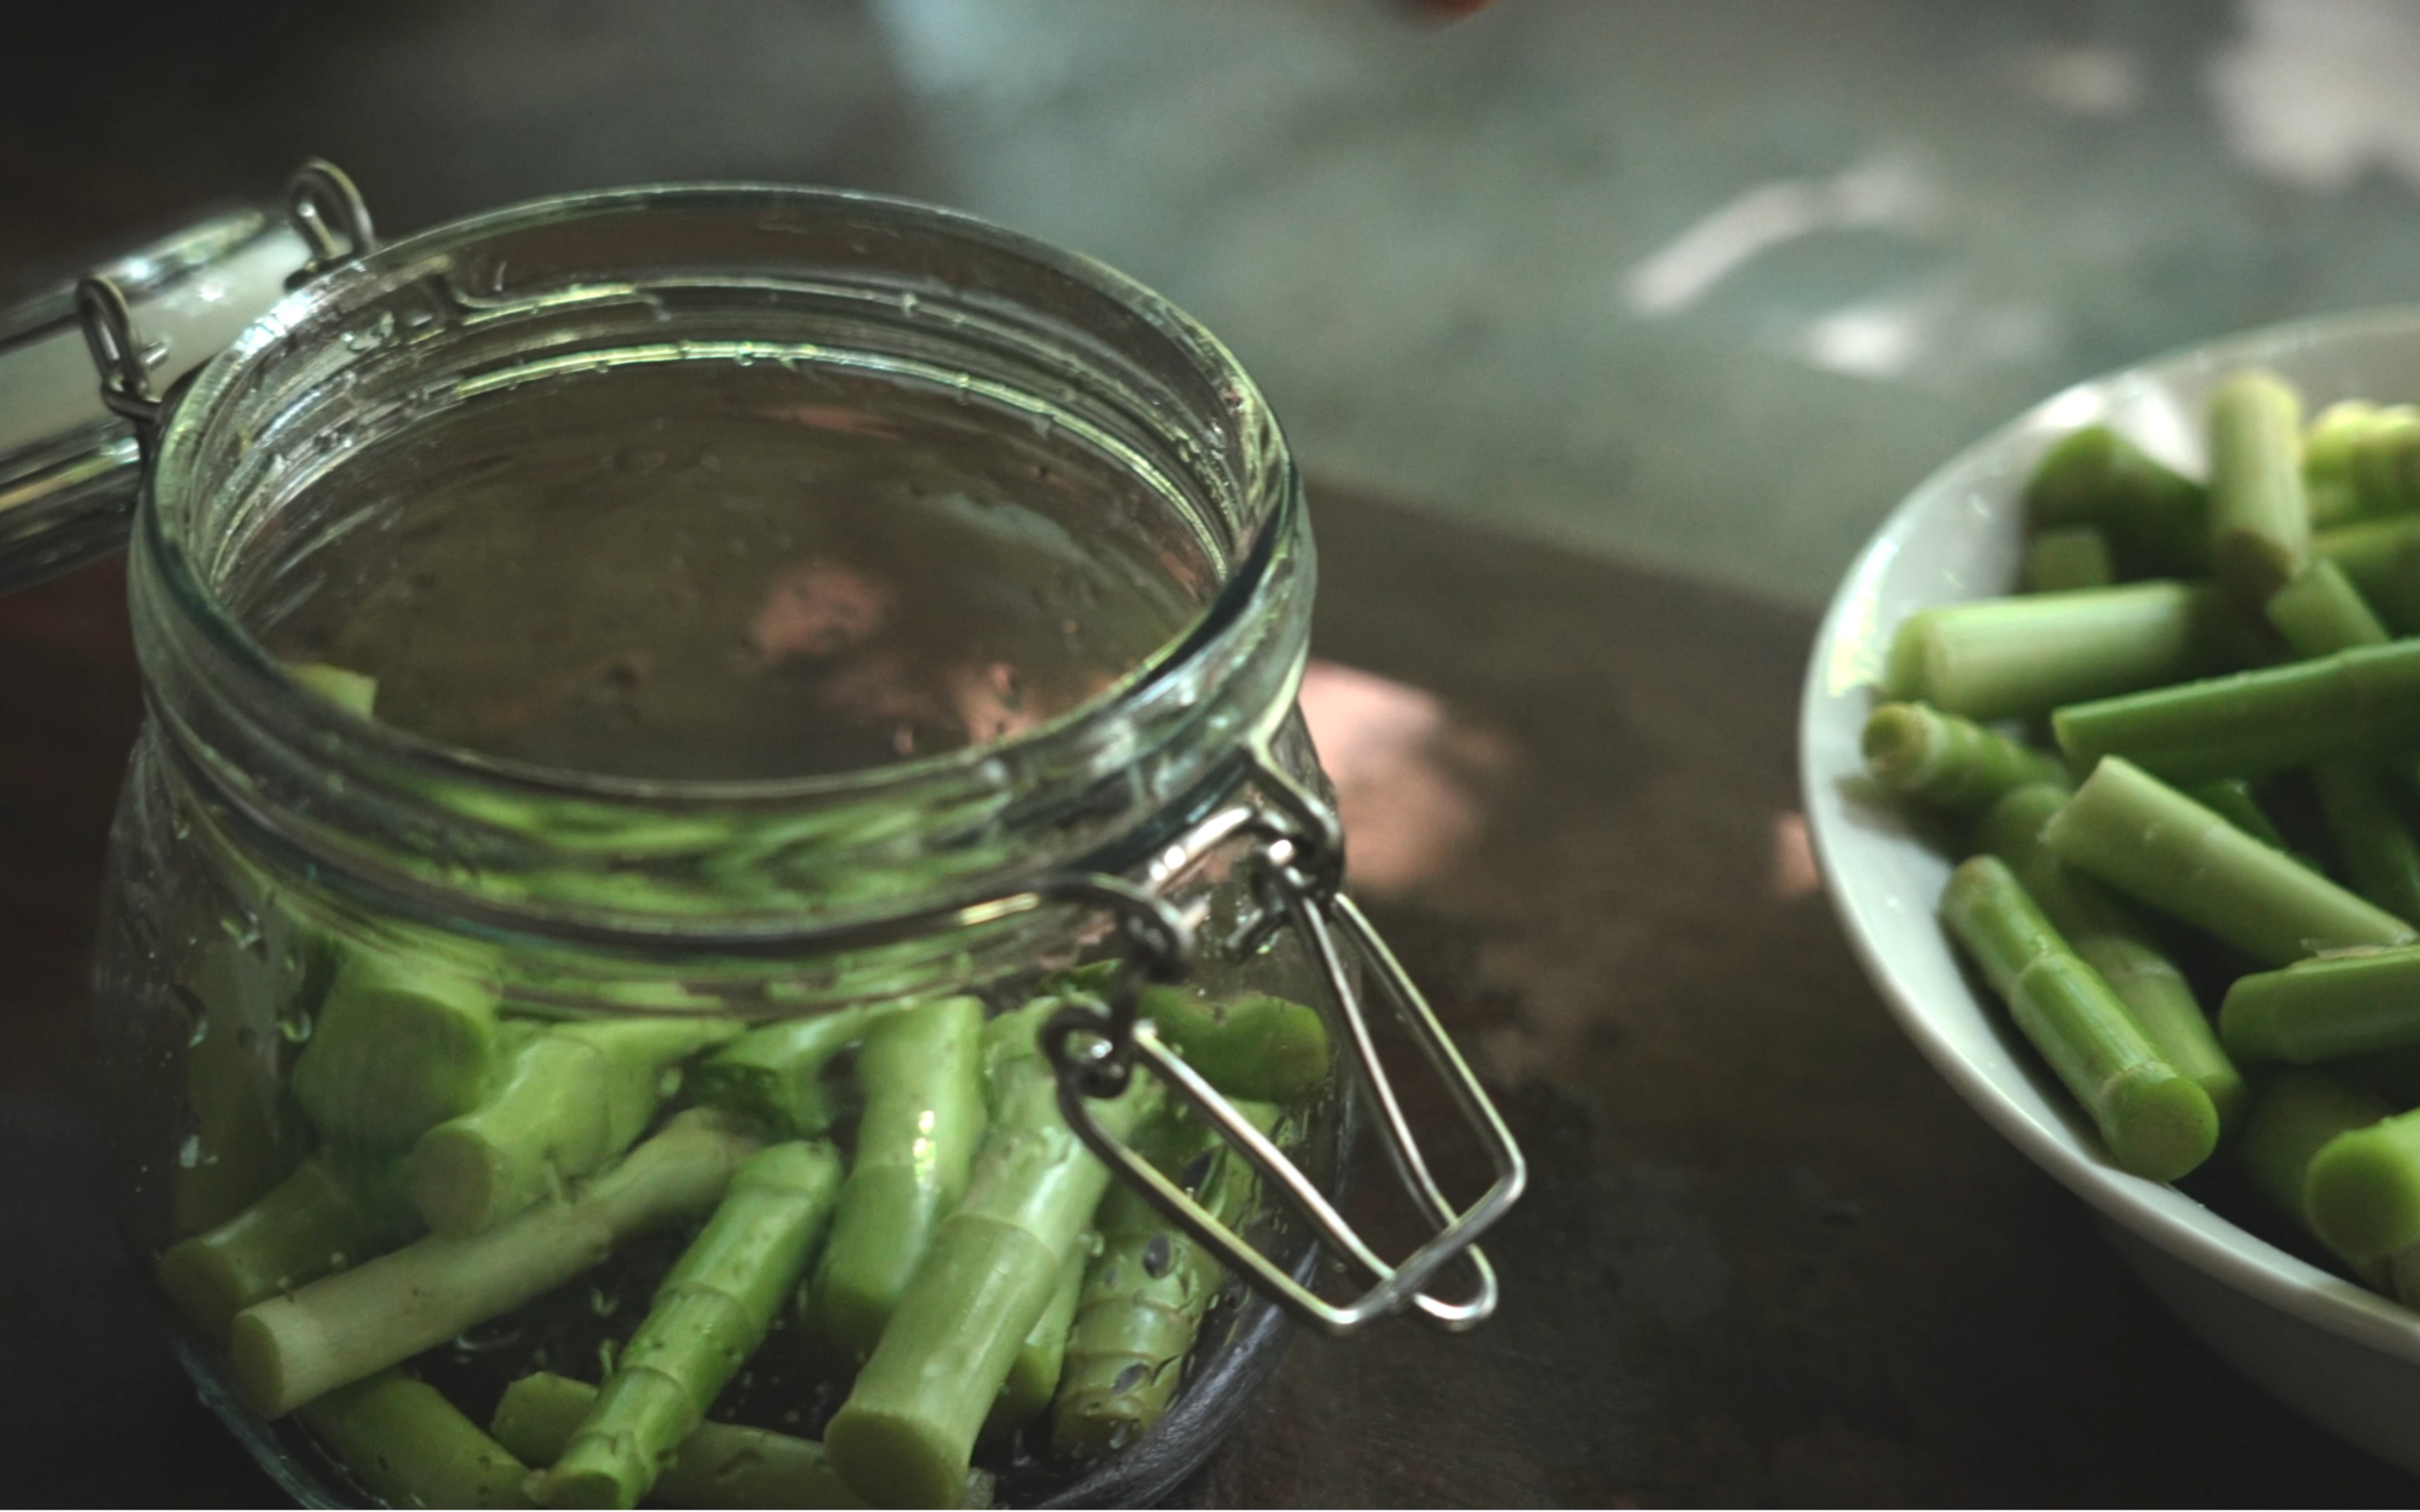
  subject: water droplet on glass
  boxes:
[339,311,397,352]
[221,908,265,955]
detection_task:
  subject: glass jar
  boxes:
[24,176,1519,1509]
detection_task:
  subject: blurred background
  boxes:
[11,0,2420,607]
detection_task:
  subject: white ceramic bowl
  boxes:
[1800,306,2420,1475]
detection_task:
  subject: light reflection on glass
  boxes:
[1297,658,1507,896]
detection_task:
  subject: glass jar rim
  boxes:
[142,182,1300,806]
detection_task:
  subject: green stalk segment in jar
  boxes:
[299,1369,530,1510]
[157,1152,419,1340]
[172,942,308,1236]
[498,1370,1003,1510]
[2022,423,2209,578]
[985,1232,1092,1437]
[691,1006,876,1138]
[2051,641,2420,784]
[2206,369,2313,614]
[1970,784,2244,1133]
[412,1014,745,1237]
[1135,985,1331,1102]
[2041,758,2415,964]
[228,1107,763,1418]
[539,1141,845,1509]
[1860,701,2070,814]
[823,995,1164,1510]
[811,996,988,1364]
[1051,1100,1280,1460]
[1940,855,2217,1181]
[1881,582,2237,722]
[288,661,380,719]
[289,948,505,1153]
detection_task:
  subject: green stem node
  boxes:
[1940,856,2217,1181]
[1861,702,2069,813]
[540,1141,845,1509]
[1971,784,2244,1132]
[812,997,988,1364]
[228,1109,762,1418]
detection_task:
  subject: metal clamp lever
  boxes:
[1042,746,1528,1336]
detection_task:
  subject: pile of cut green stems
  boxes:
[157,736,1334,1511]
[1867,373,2420,1304]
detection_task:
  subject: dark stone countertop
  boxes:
[3,489,2415,1505]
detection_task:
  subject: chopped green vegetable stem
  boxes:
[2208,369,2312,612]
[2024,525,2116,593]
[298,1369,530,1510]
[228,1108,762,1419]
[812,997,988,1364]
[413,1016,743,1239]
[1938,855,2216,1181]
[1971,784,2244,1132]
[1882,582,2234,721]
[2053,640,2420,784]
[539,1141,845,1509]
[822,997,1163,1510]
[2043,758,2415,964]
[1861,702,2070,813]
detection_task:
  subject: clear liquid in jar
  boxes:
[246,354,1219,780]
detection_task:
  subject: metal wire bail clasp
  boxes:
[284,158,377,286]
[1041,745,1528,1337]
[75,275,163,445]
[74,160,377,467]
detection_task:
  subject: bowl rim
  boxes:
[1797,302,2420,1368]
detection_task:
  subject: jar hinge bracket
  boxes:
[1039,745,1527,1336]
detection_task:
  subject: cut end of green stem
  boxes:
[534,1464,629,1510]
[2308,1125,2420,1260]
[2103,1068,2220,1182]
[411,1126,515,1239]
[824,1406,969,1510]
[1859,703,1938,790]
